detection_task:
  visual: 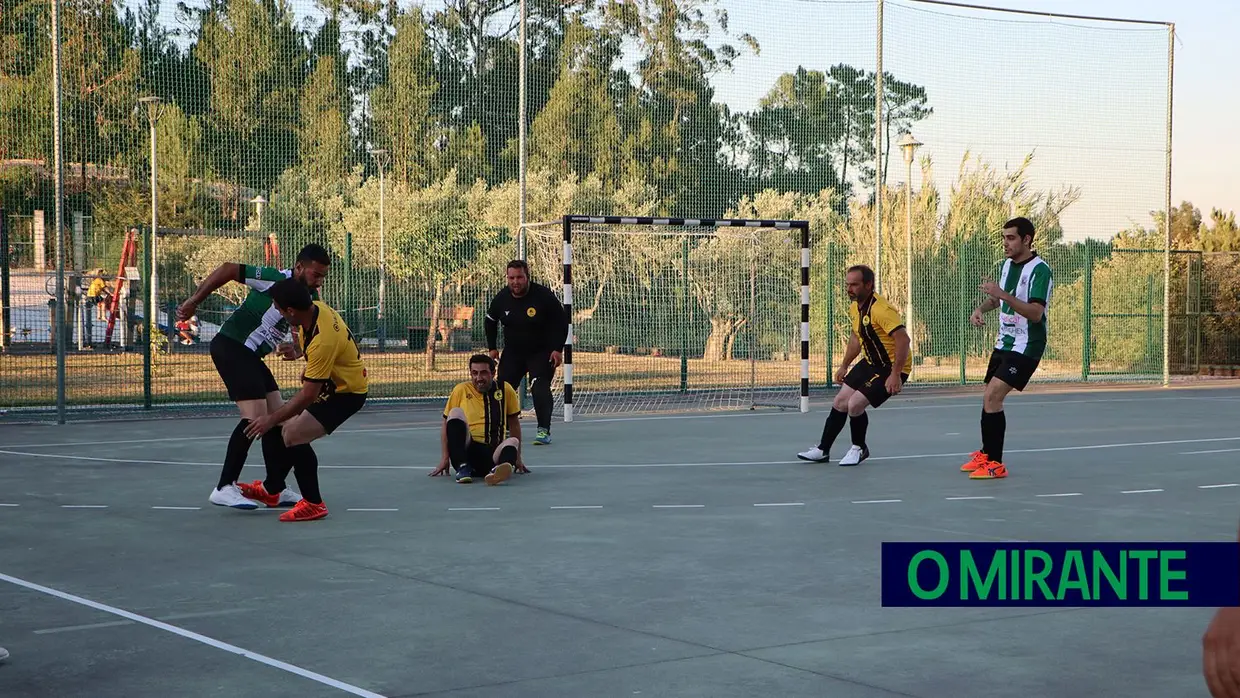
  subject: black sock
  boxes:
[216,419,254,490]
[849,412,869,449]
[261,428,293,494]
[818,408,848,450]
[531,375,553,431]
[446,419,469,469]
[982,410,1006,463]
[497,444,518,466]
[290,444,321,504]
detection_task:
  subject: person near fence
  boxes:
[798,264,911,466]
[176,243,332,510]
[430,353,530,484]
[961,216,1054,480]
[484,259,569,446]
[241,278,368,522]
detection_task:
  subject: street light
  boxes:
[367,147,389,351]
[139,95,165,333]
[898,131,922,358]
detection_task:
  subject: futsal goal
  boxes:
[524,215,810,421]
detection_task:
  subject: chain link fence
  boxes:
[2,0,1212,422]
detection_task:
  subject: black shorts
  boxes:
[843,361,909,408]
[210,335,279,402]
[461,441,499,475]
[985,349,1040,391]
[498,349,556,389]
[306,392,367,435]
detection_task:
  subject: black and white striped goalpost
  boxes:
[560,215,811,422]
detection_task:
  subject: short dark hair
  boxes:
[269,277,314,311]
[469,353,496,372]
[506,259,529,275]
[1003,217,1036,242]
[846,264,875,285]
[297,243,332,266]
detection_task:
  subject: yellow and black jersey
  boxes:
[848,294,913,374]
[443,381,521,446]
[298,301,369,398]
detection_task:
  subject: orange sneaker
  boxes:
[960,450,988,473]
[969,460,1009,479]
[279,499,329,522]
[238,480,302,508]
[238,480,280,507]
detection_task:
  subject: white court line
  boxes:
[152,506,200,511]
[0,571,388,698]
[945,496,994,501]
[347,508,399,512]
[6,433,1240,472]
[1199,484,1238,489]
[35,608,250,635]
[0,503,19,507]
[1122,489,1165,494]
[448,507,500,511]
[754,502,804,507]
[852,499,902,504]
[945,432,961,436]
[550,505,603,510]
[61,505,107,509]
[653,504,704,509]
[7,392,1239,450]
[1035,493,1082,498]
[1182,448,1240,455]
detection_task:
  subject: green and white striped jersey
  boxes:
[216,265,318,357]
[994,254,1053,359]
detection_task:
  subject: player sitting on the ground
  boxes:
[430,353,529,485]
[798,264,911,466]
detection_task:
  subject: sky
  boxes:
[707,0,1237,241]
[138,0,1236,242]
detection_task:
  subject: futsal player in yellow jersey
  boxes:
[798,264,911,466]
[430,353,527,485]
[243,278,369,521]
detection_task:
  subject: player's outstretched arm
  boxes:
[430,418,452,476]
[178,262,242,321]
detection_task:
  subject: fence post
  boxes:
[1082,243,1093,381]
[0,209,9,350]
[142,225,152,409]
[343,231,353,332]
[679,235,688,393]
[825,241,835,386]
[958,244,968,385]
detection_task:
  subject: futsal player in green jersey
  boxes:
[175,244,332,508]
[961,217,1053,480]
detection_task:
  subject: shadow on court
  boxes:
[1,383,1238,697]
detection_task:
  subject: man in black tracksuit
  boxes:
[485,259,569,445]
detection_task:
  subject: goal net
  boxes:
[524,215,810,421]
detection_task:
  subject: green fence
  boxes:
[0,0,1199,420]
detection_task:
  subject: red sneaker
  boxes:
[279,499,329,522]
[238,480,281,507]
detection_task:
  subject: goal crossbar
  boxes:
[559,214,811,421]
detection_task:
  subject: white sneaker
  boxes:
[0,646,9,662]
[797,446,829,463]
[276,488,303,507]
[209,483,259,510]
[838,445,870,466]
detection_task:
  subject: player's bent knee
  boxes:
[446,407,466,422]
[832,390,852,411]
[282,412,326,448]
[847,393,870,415]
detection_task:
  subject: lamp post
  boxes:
[898,131,922,357]
[138,96,164,334]
[368,148,389,351]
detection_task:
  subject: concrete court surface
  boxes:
[1,383,1239,698]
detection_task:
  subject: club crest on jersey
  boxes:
[493,390,502,400]
[526,307,537,317]
[862,315,871,326]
